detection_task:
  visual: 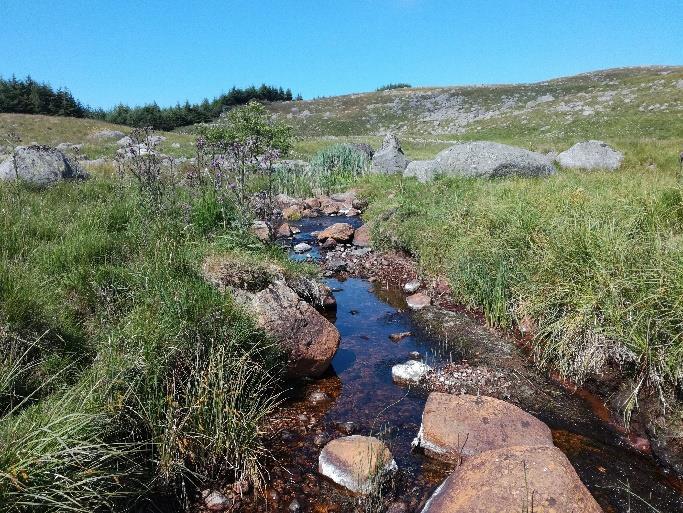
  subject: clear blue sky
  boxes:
[1,0,680,109]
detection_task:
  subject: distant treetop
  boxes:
[376,83,412,91]
[0,75,299,131]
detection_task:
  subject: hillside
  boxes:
[269,66,683,148]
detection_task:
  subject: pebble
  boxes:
[288,498,301,512]
[335,421,356,435]
[307,391,331,404]
[403,279,421,294]
[293,242,312,253]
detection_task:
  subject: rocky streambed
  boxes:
[203,199,683,513]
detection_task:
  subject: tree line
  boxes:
[0,75,299,130]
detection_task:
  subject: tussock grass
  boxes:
[361,139,683,411]
[0,178,286,511]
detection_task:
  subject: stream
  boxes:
[259,215,683,513]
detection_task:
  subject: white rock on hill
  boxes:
[371,133,409,174]
[404,141,556,181]
[556,140,624,170]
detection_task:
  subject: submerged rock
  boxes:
[0,145,88,186]
[556,140,624,170]
[420,445,603,513]
[413,393,553,462]
[404,141,555,181]
[319,435,397,494]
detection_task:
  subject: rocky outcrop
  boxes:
[319,435,397,494]
[203,257,340,378]
[421,445,603,513]
[0,145,88,186]
[371,134,409,174]
[413,393,553,462]
[404,141,556,181]
[316,223,355,243]
[556,140,624,170]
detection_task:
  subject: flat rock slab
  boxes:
[413,393,553,462]
[421,445,603,513]
[406,293,431,310]
[317,222,355,243]
[319,435,397,494]
[556,140,623,170]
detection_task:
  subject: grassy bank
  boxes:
[0,177,290,512]
[361,139,683,412]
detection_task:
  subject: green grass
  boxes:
[360,138,683,411]
[0,177,294,512]
[0,113,196,160]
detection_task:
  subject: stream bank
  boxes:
[206,207,683,513]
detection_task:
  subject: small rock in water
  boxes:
[307,391,331,404]
[288,498,301,512]
[319,435,398,494]
[406,292,431,310]
[326,259,348,273]
[408,351,422,360]
[203,490,232,511]
[389,331,412,342]
[403,279,421,294]
[321,238,337,250]
[293,242,312,253]
[291,225,301,234]
[335,421,356,435]
[392,360,431,384]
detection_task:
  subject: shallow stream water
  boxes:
[265,215,683,513]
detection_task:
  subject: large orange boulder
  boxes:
[413,393,553,462]
[421,445,603,513]
[316,222,355,243]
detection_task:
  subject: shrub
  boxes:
[376,83,411,92]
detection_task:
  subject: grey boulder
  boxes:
[371,133,409,174]
[0,146,88,186]
[556,140,624,171]
[404,141,556,181]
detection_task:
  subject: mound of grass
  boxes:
[0,177,288,512]
[361,139,683,413]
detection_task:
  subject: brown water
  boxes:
[262,215,683,513]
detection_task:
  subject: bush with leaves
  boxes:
[194,101,293,235]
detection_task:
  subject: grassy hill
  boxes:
[268,65,683,156]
